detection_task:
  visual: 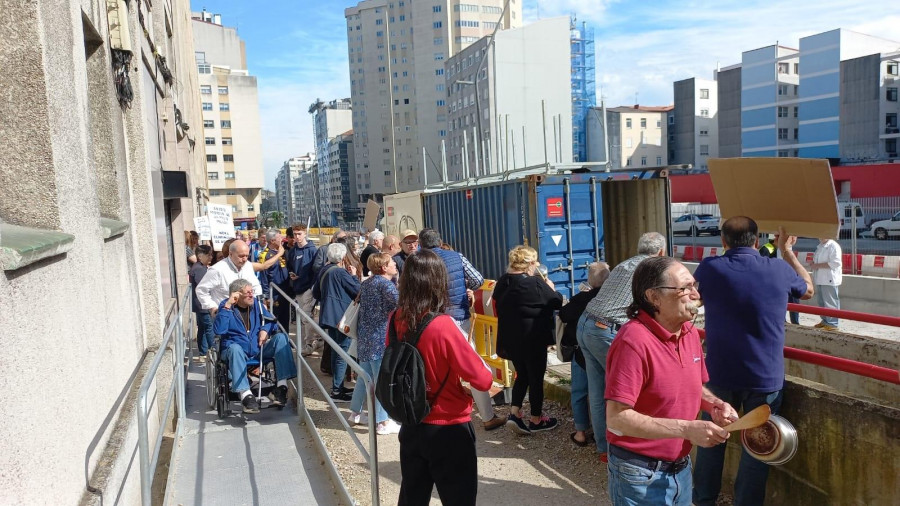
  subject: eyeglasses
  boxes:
[402,240,418,245]
[653,282,699,296]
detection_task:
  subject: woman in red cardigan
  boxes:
[392,250,493,506]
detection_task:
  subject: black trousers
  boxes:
[510,349,548,417]
[272,296,292,336]
[398,422,477,506]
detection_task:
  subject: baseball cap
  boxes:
[401,229,418,241]
[768,234,776,241]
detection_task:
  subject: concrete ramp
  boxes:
[166,359,342,505]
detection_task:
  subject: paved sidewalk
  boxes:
[166,356,342,506]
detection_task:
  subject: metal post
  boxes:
[482,134,490,176]
[564,178,575,292]
[542,100,549,165]
[176,308,185,421]
[851,203,859,271]
[473,127,480,177]
[511,130,517,169]
[422,147,428,187]
[441,139,449,184]
[463,129,470,180]
[558,113,564,162]
[505,114,510,173]
[590,176,600,261]
[522,125,527,168]
[553,115,559,163]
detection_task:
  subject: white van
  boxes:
[838,202,866,237]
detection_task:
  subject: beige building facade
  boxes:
[193,12,264,227]
[0,0,207,503]
[608,106,673,169]
[345,0,521,202]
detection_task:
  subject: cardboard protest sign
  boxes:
[363,199,381,232]
[207,203,234,250]
[708,158,839,239]
[193,216,211,241]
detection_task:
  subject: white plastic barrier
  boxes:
[860,255,900,278]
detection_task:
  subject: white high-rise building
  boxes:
[275,154,315,225]
[345,0,521,202]
[192,11,265,228]
[672,77,719,171]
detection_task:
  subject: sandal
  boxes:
[570,431,593,447]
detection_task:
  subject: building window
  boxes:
[219,103,230,111]
[794,106,799,117]
[246,204,254,211]
[641,156,647,166]
[222,137,233,145]
[202,102,213,111]
[205,137,216,145]
[207,154,217,162]
[626,157,632,166]
[700,109,709,118]
[437,99,445,107]
[435,69,444,76]
[198,63,211,74]
[203,120,214,128]
[657,120,661,127]
[221,120,232,128]
[699,129,708,136]
[224,171,235,179]
[433,21,442,28]
[656,156,662,165]
[208,172,219,180]
[794,128,799,139]
[640,118,647,129]
[778,106,788,117]
[778,150,789,157]
[626,118,632,129]
[200,85,211,94]
[700,88,709,99]
[778,84,789,96]
[434,52,444,61]
[778,128,788,140]
[433,5,442,12]
[218,86,228,95]
[887,62,899,75]
[887,113,898,128]
[700,145,709,156]
[434,37,443,45]
[223,154,234,162]
[887,87,898,102]
[668,115,675,125]
[777,62,789,74]
[626,138,633,148]
[886,138,897,155]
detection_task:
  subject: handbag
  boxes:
[555,316,575,362]
[338,294,361,339]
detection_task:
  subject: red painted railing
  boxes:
[699,305,900,385]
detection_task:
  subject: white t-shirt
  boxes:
[812,239,842,286]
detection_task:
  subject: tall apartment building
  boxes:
[275,154,315,225]
[192,11,265,227]
[587,106,672,169]
[309,99,355,224]
[672,77,719,170]
[295,162,321,227]
[1,0,207,501]
[732,29,899,161]
[345,0,521,202]
[445,16,574,179]
[716,64,742,158]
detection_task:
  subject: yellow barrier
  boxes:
[470,280,515,388]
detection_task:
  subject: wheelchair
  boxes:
[205,335,279,418]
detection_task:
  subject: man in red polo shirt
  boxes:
[605,256,738,506]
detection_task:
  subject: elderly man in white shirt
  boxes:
[196,240,262,318]
[808,237,842,330]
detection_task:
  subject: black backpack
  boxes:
[376,312,450,425]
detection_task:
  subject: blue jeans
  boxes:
[196,312,214,355]
[608,452,693,506]
[350,357,389,423]
[570,358,590,432]
[327,327,352,393]
[816,284,840,326]
[221,333,298,393]
[576,313,616,453]
[693,386,784,506]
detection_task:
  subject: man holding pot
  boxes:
[605,256,738,505]
[692,217,814,506]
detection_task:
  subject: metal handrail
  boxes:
[270,283,381,506]
[137,288,192,506]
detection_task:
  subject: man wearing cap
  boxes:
[360,230,384,276]
[393,230,418,274]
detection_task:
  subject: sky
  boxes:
[189,0,899,190]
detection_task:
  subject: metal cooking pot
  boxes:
[740,414,798,466]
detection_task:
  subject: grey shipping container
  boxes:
[422,170,673,298]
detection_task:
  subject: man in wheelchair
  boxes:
[214,279,298,413]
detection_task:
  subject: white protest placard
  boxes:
[207,203,234,250]
[193,216,212,241]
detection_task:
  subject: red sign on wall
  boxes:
[387,207,394,217]
[466,189,473,200]
[547,198,564,217]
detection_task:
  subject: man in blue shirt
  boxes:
[692,217,813,506]
[287,224,319,356]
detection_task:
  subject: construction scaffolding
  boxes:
[570,19,596,163]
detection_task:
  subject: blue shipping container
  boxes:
[423,171,672,298]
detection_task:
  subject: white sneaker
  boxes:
[376,419,401,435]
[347,412,369,426]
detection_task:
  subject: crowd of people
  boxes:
[184,215,827,505]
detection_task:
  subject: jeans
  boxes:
[693,386,784,506]
[576,313,616,453]
[815,284,840,326]
[196,312,215,355]
[570,358,590,432]
[350,357,389,423]
[327,326,352,393]
[221,333,298,393]
[787,295,800,325]
[608,452,693,506]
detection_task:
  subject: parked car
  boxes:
[862,211,900,240]
[673,214,720,236]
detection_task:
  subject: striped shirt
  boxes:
[583,254,650,326]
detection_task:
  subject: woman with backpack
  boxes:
[390,250,493,506]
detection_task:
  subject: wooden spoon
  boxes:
[723,404,771,432]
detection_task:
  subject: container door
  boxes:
[600,176,672,268]
[532,177,604,299]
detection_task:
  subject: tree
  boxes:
[269,211,284,229]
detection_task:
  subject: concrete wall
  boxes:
[0,0,204,503]
[717,66,742,158]
[672,79,696,165]
[840,55,882,161]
